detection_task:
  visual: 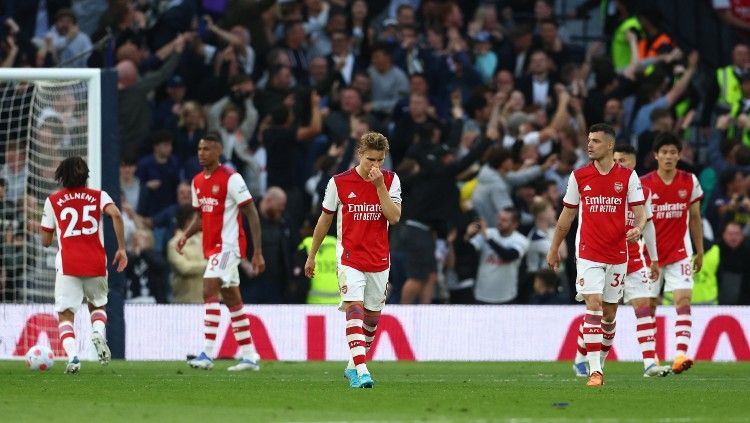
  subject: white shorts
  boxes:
[204,251,240,288]
[659,258,694,292]
[337,265,389,312]
[54,274,108,313]
[623,267,660,303]
[575,258,626,304]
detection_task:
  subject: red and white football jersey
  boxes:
[40,188,113,276]
[192,165,253,258]
[322,168,402,272]
[563,162,644,265]
[625,185,653,274]
[640,170,703,265]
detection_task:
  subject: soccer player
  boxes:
[547,123,646,386]
[177,133,266,371]
[40,157,128,374]
[304,132,401,389]
[571,145,670,377]
[640,132,703,374]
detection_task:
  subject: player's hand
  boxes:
[251,252,266,274]
[626,227,641,243]
[366,165,385,188]
[175,236,187,254]
[304,256,316,278]
[649,261,660,281]
[113,248,128,272]
[693,252,703,273]
[546,249,560,272]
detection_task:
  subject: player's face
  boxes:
[613,152,635,170]
[197,139,221,167]
[358,149,386,173]
[655,144,680,172]
[587,131,612,161]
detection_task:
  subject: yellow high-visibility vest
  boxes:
[300,235,340,304]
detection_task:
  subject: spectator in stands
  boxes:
[47,8,92,68]
[718,221,750,304]
[635,108,674,174]
[136,130,180,218]
[498,25,534,79]
[0,140,26,205]
[473,31,497,85]
[472,145,554,226]
[281,20,310,85]
[173,101,206,169]
[391,93,442,167]
[528,269,567,305]
[153,74,187,132]
[204,16,255,76]
[324,86,366,143]
[149,181,192,253]
[526,197,565,275]
[327,29,364,86]
[630,51,699,138]
[706,168,750,236]
[208,74,258,142]
[116,36,183,157]
[536,18,573,71]
[393,24,431,77]
[124,228,169,304]
[119,156,140,212]
[167,204,206,304]
[367,43,409,118]
[713,0,750,44]
[701,43,750,130]
[467,207,529,304]
[241,187,290,304]
[518,49,558,112]
[255,65,295,119]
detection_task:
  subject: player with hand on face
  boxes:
[305,132,401,388]
[40,157,128,373]
[547,123,646,386]
[640,132,704,375]
[177,133,265,371]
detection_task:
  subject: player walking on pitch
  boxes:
[40,156,128,373]
[177,133,266,371]
[305,132,401,388]
[547,123,646,386]
[640,132,704,374]
[572,144,670,378]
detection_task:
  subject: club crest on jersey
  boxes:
[578,278,584,286]
[613,182,623,193]
[678,189,687,199]
[212,184,220,194]
[340,285,348,294]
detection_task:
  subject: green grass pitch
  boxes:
[2,361,749,422]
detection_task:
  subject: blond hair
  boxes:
[357,132,390,155]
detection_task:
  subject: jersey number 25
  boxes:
[60,205,98,238]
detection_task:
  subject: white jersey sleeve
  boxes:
[41,197,56,231]
[321,177,340,213]
[389,173,402,204]
[510,232,530,256]
[644,189,654,220]
[228,172,253,205]
[627,170,645,205]
[191,179,199,209]
[690,173,704,203]
[562,172,579,207]
[100,190,114,212]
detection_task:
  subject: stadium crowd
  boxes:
[0,0,749,306]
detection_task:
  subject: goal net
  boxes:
[0,69,102,305]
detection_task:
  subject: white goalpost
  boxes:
[0,68,103,304]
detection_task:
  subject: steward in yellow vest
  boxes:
[299,235,340,304]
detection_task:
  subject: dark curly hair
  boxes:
[55,156,89,188]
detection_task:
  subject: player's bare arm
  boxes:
[688,200,704,272]
[368,165,401,224]
[626,204,646,243]
[240,201,265,273]
[176,212,202,254]
[103,203,129,272]
[40,227,54,247]
[304,211,334,278]
[642,218,660,281]
[547,206,577,271]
